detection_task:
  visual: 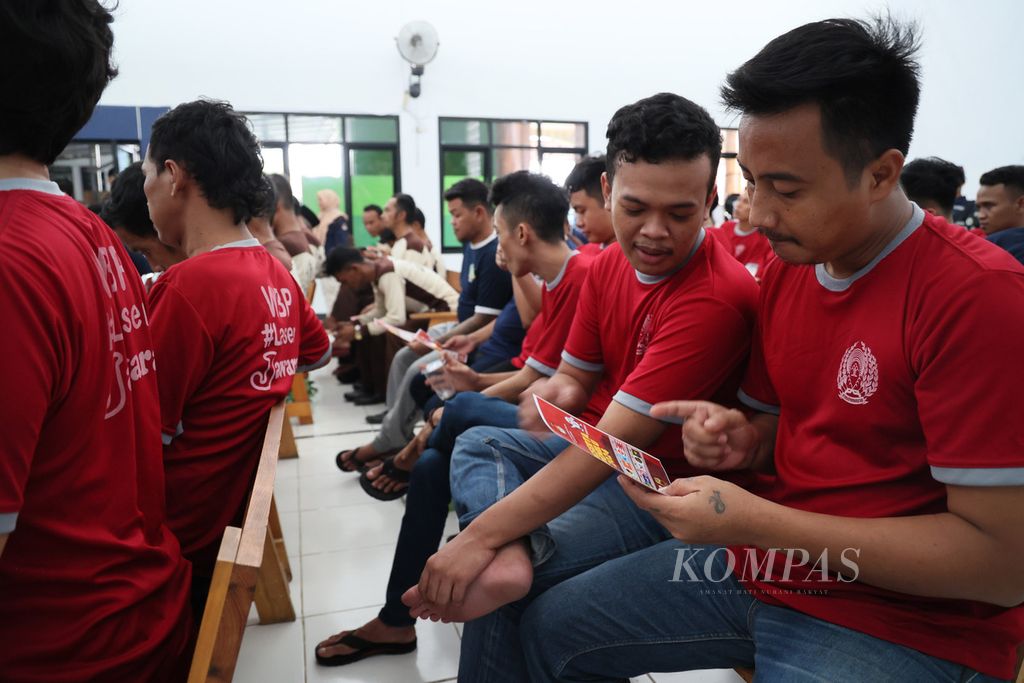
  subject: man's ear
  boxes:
[164,159,189,197]
[601,172,612,211]
[867,149,905,200]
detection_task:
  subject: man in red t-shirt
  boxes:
[565,155,615,256]
[404,94,759,680]
[0,4,192,681]
[520,18,1024,683]
[142,101,330,614]
[709,189,773,279]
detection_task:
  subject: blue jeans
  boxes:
[376,393,519,627]
[449,426,671,681]
[520,541,1006,682]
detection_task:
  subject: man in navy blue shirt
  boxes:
[336,178,513,470]
[977,165,1024,265]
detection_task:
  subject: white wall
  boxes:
[102,0,1024,261]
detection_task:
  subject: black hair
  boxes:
[299,204,319,227]
[267,174,296,213]
[565,155,606,202]
[101,162,156,237]
[251,175,277,220]
[363,204,383,215]
[979,166,1024,198]
[392,193,417,223]
[413,207,426,228]
[900,157,962,215]
[444,178,492,212]
[605,93,722,193]
[324,246,365,275]
[489,171,569,245]
[0,1,118,165]
[724,193,741,216]
[721,16,921,184]
[148,100,273,224]
[378,228,397,245]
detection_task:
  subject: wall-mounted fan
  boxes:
[396,21,439,98]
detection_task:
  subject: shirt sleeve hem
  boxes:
[561,350,603,373]
[297,345,332,373]
[474,305,504,316]
[738,388,780,416]
[0,511,17,534]
[613,391,684,425]
[161,420,184,446]
[525,357,558,377]
[931,466,1024,486]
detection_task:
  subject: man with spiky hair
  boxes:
[522,18,1024,682]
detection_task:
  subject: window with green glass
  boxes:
[438,117,587,251]
[243,111,401,248]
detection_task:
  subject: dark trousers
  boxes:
[376,392,519,627]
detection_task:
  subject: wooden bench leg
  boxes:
[286,373,314,425]
[268,496,292,582]
[278,416,298,460]
[253,526,295,624]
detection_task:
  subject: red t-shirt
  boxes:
[150,240,329,578]
[710,220,774,279]
[578,241,611,258]
[561,233,759,477]
[523,251,592,377]
[0,181,191,682]
[511,310,541,369]
[737,207,1024,678]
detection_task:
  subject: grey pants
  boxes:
[371,323,454,452]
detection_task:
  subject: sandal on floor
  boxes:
[315,631,417,667]
[335,447,380,473]
[359,456,411,501]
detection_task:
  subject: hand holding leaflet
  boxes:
[532,395,671,493]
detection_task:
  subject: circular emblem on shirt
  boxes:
[837,341,878,405]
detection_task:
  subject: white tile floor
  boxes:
[233,365,745,683]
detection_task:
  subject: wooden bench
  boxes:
[285,279,317,428]
[188,401,296,683]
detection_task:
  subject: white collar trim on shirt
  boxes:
[212,237,262,251]
[470,231,497,250]
[634,228,706,285]
[546,251,578,291]
[733,224,758,237]
[0,178,63,195]
[815,203,924,292]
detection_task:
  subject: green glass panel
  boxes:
[346,117,398,143]
[350,149,396,248]
[441,150,486,249]
[300,176,346,218]
[440,119,489,145]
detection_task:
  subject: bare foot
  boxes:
[315,617,415,659]
[401,540,533,622]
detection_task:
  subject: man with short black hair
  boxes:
[143,100,331,615]
[565,155,615,253]
[0,2,193,679]
[523,18,1024,682]
[977,165,1024,264]
[102,161,186,272]
[268,173,319,290]
[900,156,962,220]
[363,203,384,237]
[382,192,437,271]
[406,93,759,680]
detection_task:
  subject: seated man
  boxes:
[247,176,294,270]
[143,100,331,614]
[314,169,592,666]
[269,173,320,291]
[406,93,761,681]
[977,165,1024,265]
[0,2,192,679]
[521,18,1024,682]
[900,156,962,222]
[337,179,513,468]
[102,162,186,273]
[412,206,446,277]
[709,187,773,279]
[382,193,437,271]
[565,154,616,254]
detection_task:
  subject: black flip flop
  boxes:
[315,631,417,667]
[335,448,379,474]
[359,457,411,501]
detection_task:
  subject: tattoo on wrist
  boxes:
[710,490,726,514]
